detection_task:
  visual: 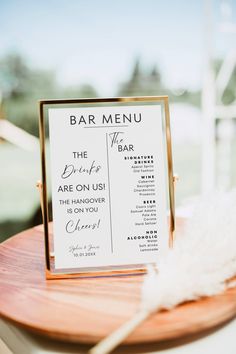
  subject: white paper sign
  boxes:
[48,105,168,270]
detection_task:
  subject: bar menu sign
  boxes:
[47,103,169,271]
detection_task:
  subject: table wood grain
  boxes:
[0,219,236,344]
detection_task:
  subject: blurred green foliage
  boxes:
[0,53,98,136]
[0,54,201,139]
[117,58,201,106]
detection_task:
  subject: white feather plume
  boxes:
[141,190,236,313]
[89,190,236,354]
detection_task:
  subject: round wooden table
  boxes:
[0,220,236,347]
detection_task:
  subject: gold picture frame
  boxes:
[38,96,175,279]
